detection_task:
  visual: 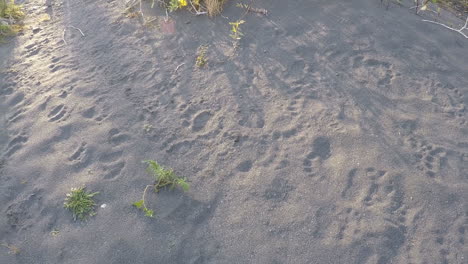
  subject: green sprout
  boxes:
[229,20,245,40]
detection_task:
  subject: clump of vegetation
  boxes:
[133,160,189,218]
[168,0,188,12]
[1,243,20,255]
[1,0,24,19]
[64,187,99,221]
[205,0,226,16]
[0,0,25,42]
[196,45,208,67]
[229,19,245,40]
[148,0,226,16]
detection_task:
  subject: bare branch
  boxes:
[69,26,85,37]
[139,0,145,23]
[188,0,207,16]
[174,63,185,73]
[422,17,468,39]
[62,29,67,45]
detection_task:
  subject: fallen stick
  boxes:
[63,25,85,45]
[188,0,207,16]
[422,16,468,39]
[69,26,85,37]
[62,29,67,45]
[139,0,145,23]
[174,63,185,73]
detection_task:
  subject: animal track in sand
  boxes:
[81,106,96,119]
[98,150,123,163]
[192,111,212,132]
[237,160,253,172]
[7,92,25,107]
[323,48,396,90]
[47,104,69,122]
[441,83,466,126]
[263,178,294,202]
[7,108,26,125]
[108,128,130,146]
[167,140,194,154]
[5,133,28,157]
[102,161,126,180]
[6,189,43,231]
[408,136,468,183]
[351,56,394,87]
[68,142,93,172]
[322,167,406,261]
[69,142,87,161]
[303,136,331,177]
[238,108,265,129]
[81,105,108,122]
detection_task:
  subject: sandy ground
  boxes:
[1,0,467,263]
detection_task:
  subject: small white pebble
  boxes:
[100,204,107,208]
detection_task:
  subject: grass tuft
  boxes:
[64,187,99,221]
[1,243,20,255]
[0,0,25,42]
[0,0,24,20]
[205,0,226,16]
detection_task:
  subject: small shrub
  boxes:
[196,45,208,67]
[0,0,24,20]
[64,187,99,221]
[205,0,226,16]
[0,0,24,42]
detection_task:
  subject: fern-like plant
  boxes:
[133,160,189,218]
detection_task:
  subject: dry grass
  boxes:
[205,0,226,16]
[435,0,468,14]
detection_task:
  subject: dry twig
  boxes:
[174,62,185,73]
[188,0,207,15]
[422,16,468,39]
[62,29,67,45]
[69,26,85,36]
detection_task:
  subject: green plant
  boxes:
[168,0,187,12]
[64,187,99,221]
[0,0,24,20]
[132,185,155,217]
[0,0,24,42]
[1,243,20,255]
[229,20,245,40]
[196,45,208,67]
[133,160,189,217]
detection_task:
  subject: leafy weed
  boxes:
[229,20,245,40]
[133,160,189,217]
